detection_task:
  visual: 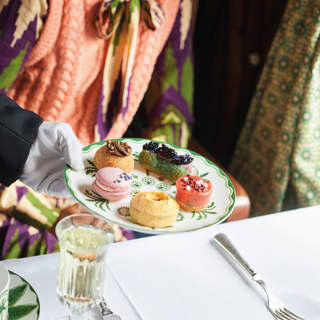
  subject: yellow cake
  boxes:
[129,192,180,228]
[93,140,134,173]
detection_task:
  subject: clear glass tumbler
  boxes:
[56,214,114,317]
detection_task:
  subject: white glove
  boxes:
[20,122,84,197]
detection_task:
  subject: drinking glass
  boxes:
[56,214,114,319]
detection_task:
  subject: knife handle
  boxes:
[211,233,257,279]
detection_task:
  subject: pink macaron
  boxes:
[93,167,132,201]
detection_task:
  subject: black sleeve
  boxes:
[0,94,43,186]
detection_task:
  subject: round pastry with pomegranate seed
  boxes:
[93,167,132,201]
[175,176,213,212]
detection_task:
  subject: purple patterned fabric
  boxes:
[16,186,28,203]
[0,0,39,94]
[0,216,58,259]
[122,74,132,116]
[97,73,122,140]
[143,0,195,146]
[148,86,194,123]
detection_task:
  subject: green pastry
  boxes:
[138,142,195,182]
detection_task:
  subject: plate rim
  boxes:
[8,270,40,320]
[64,138,236,234]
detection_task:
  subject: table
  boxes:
[3,205,320,319]
[3,253,140,320]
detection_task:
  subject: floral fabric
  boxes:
[230,0,320,216]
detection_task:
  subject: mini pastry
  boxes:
[129,192,180,228]
[175,175,213,212]
[94,140,134,173]
[93,167,132,201]
[138,142,196,182]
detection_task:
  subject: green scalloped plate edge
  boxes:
[8,271,40,320]
[64,138,236,234]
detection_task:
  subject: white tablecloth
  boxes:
[2,253,141,319]
[3,205,320,319]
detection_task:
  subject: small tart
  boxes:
[93,141,134,173]
[129,192,180,228]
[175,176,213,212]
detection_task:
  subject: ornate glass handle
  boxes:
[211,233,257,279]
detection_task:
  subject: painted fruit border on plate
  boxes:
[64,138,235,235]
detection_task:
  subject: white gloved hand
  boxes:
[20,122,84,197]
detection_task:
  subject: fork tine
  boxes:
[275,310,291,320]
[282,307,305,320]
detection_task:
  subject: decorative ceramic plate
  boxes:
[8,271,40,320]
[65,138,235,235]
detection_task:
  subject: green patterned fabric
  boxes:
[230,0,320,216]
[142,4,194,148]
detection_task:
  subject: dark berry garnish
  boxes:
[143,141,159,151]
[171,154,193,165]
[157,144,177,159]
[143,142,193,165]
[171,154,180,163]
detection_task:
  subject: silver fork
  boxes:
[211,233,305,320]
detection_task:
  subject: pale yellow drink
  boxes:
[56,215,114,315]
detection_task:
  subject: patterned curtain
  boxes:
[230,0,320,216]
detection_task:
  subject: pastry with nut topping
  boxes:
[93,140,134,173]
